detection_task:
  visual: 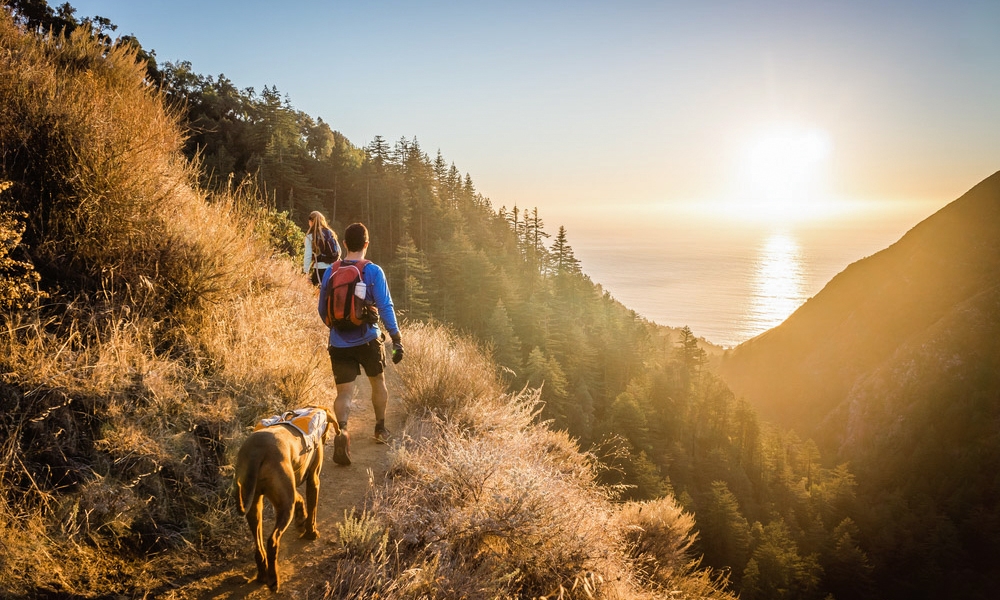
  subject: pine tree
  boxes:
[525,207,550,277]
[551,225,581,278]
[367,135,390,170]
[389,233,431,320]
[523,347,570,422]
[742,519,821,600]
[824,518,874,600]
[483,299,522,375]
[697,481,752,578]
[609,391,651,451]
[674,326,707,392]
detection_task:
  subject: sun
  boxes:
[712,123,836,224]
[745,125,830,195]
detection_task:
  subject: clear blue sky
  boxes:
[68,0,1000,230]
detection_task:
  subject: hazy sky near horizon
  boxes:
[68,0,1000,230]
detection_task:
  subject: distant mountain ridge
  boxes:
[719,169,1000,450]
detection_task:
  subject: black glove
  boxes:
[392,342,404,364]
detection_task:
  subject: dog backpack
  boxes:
[322,259,376,330]
[255,407,329,452]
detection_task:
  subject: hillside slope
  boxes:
[719,170,1000,442]
[718,170,1000,598]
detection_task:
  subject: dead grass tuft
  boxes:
[394,321,504,418]
[616,496,703,588]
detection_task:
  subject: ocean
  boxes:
[557,201,945,348]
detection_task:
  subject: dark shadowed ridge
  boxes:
[718,169,1000,450]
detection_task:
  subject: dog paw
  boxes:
[301,530,319,540]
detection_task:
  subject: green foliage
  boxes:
[337,508,390,558]
[482,299,521,375]
[258,204,306,262]
[741,520,822,600]
[697,481,751,578]
[388,233,431,320]
[823,518,874,599]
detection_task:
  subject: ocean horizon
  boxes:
[558,200,946,348]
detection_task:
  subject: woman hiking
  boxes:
[303,211,341,285]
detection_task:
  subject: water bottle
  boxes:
[354,280,367,300]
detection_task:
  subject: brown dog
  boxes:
[234,406,337,592]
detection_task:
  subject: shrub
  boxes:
[0,204,45,310]
[617,496,699,585]
[394,320,505,418]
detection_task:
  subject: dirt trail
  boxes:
[170,374,404,600]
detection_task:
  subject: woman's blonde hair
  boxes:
[308,211,339,255]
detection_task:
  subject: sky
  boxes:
[65,0,1000,234]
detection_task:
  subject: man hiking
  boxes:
[318,222,403,466]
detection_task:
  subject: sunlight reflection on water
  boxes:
[742,232,805,340]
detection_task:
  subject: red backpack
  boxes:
[322,259,377,330]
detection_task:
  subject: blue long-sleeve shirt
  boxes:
[318,260,400,348]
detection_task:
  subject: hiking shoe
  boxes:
[373,425,390,444]
[332,431,351,466]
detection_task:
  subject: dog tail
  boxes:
[235,464,258,516]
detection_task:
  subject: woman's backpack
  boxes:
[316,228,340,264]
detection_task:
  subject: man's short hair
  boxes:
[344,222,369,252]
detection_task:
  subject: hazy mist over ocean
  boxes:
[561,201,943,348]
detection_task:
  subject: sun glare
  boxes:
[745,126,830,195]
[737,124,833,222]
[693,123,839,225]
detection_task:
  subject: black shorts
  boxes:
[328,338,385,384]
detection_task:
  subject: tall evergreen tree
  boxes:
[483,299,522,376]
[697,481,752,578]
[552,225,581,278]
[389,233,431,320]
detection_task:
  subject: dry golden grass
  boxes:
[0,13,334,596]
[321,322,736,600]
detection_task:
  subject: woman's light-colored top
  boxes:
[303,232,335,274]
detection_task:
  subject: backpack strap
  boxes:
[342,259,370,276]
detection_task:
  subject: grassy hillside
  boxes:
[0,11,337,595]
[0,13,734,599]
